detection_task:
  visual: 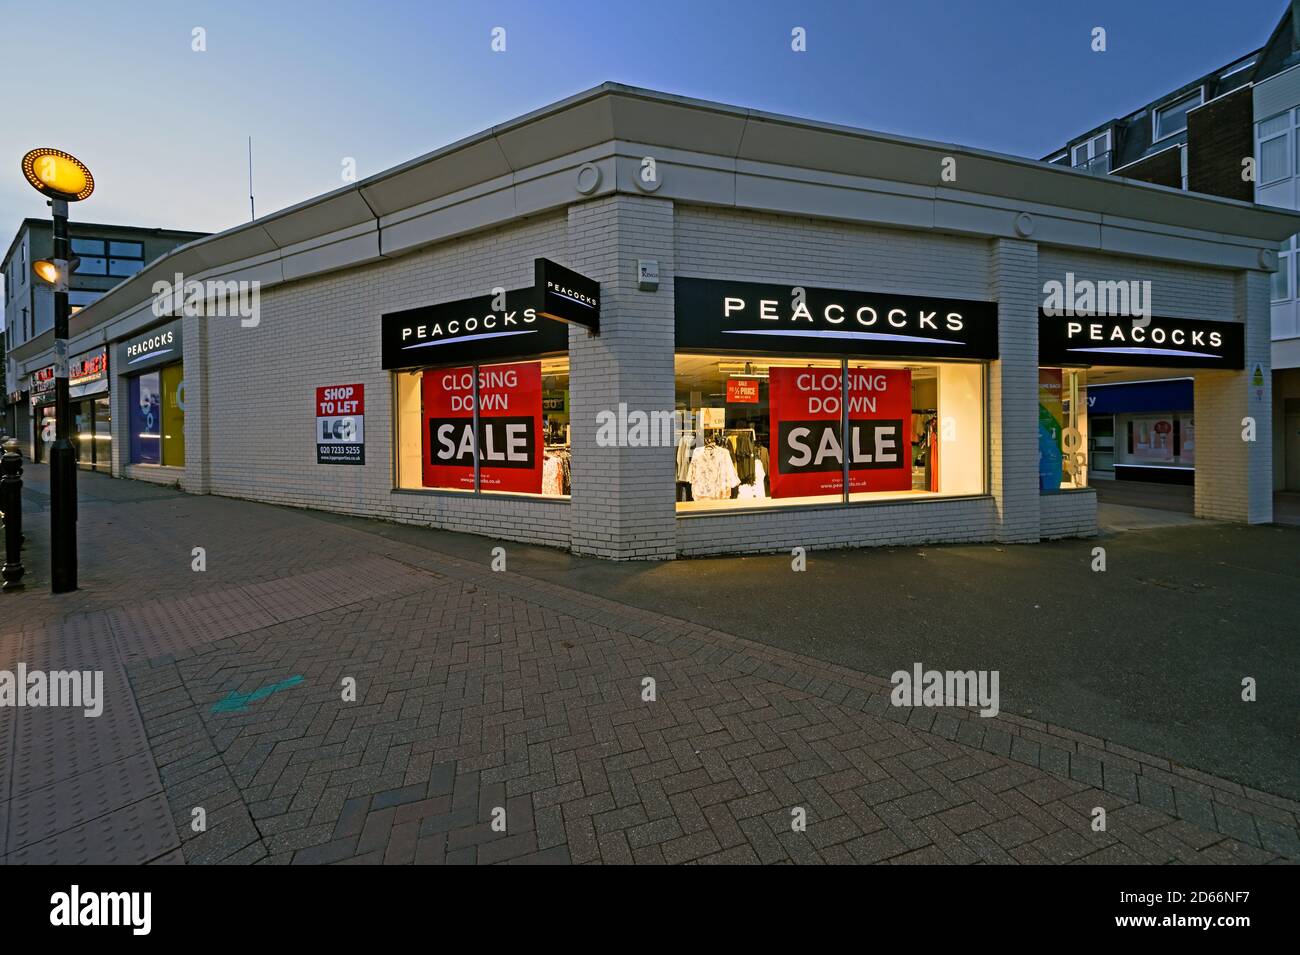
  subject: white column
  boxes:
[1194,269,1272,523]
[988,238,1041,542]
[566,195,677,558]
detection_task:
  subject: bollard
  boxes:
[2,438,24,592]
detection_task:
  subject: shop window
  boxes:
[128,364,185,466]
[396,357,570,497]
[1117,412,1194,469]
[674,355,986,511]
[93,396,112,472]
[129,372,161,464]
[1038,368,1088,492]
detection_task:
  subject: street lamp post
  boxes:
[47,197,76,592]
[21,148,94,594]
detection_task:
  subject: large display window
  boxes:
[396,357,570,497]
[129,372,162,464]
[128,363,185,467]
[674,354,986,512]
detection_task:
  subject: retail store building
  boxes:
[48,84,1300,557]
[2,219,206,466]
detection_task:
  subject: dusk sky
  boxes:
[0,0,1286,282]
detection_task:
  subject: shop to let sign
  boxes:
[423,362,542,493]
[316,384,365,465]
[768,367,911,498]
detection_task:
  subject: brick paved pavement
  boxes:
[3,468,1299,863]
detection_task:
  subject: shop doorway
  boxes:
[71,396,112,472]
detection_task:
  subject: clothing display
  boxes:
[737,457,768,500]
[676,433,694,482]
[756,445,770,497]
[542,447,571,496]
[727,430,757,485]
[687,441,740,500]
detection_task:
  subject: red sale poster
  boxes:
[477,361,542,493]
[422,361,543,493]
[768,367,911,498]
[423,366,477,490]
[768,367,846,499]
[845,367,911,492]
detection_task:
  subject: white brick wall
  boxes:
[678,497,997,556]
[1038,249,1236,318]
[989,239,1041,543]
[189,211,579,549]
[1195,270,1273,522]
[1040,491,1098,539]
[675,208,989,298]
[567,196,677,558]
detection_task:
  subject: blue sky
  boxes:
[0,0,1286,248]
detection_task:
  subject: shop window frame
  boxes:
[390,355,571,502]
[673,353,991,517]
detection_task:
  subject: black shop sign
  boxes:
[535,258,599,332]
[382,259,598,369]
[1038,313,1245,369]
[382,288,568,369]
[117,319,183,373]
[675,278,999,360]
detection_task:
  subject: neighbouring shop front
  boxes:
[29,364,56,463]
[1037,311,1245,491]
[1084,378,1195,484]
[69,346,111,472]
[3,387,26,447]
[116,320,185,468]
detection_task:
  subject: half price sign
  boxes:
[316,384,365,465]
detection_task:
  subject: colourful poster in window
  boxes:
[424,366,476,490]
[1038,369,1063,492]
[768,367,911,498]
[423,362,542,493]
[1130,415,1175,463]
[130,372,161,464]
